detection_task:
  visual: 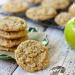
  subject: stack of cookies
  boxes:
[0,16,28,52]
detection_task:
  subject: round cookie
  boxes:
[0,30,27,39]
[2,0,29,13]
[26,6,57,21]
[26,0,42,4]
[15,40,49,72]
[55,12,72,26]
[69,4,75,16]
[0,37,28,48]
[42,0,70,10]
[0,16,27,31]
[0,45,17,52]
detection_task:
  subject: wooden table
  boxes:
[0,0,75,75]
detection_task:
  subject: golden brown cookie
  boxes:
[26,0,42,4]
[55,12,72,26]
[2,0,29,13]
[0,37,28,48]
[0,16,27,31]
[26,6,57,21]
[42,0,70,9]
[0,45,17,52]
[0,30,27,39]
[69,4,75,16]
[15,40,49,72]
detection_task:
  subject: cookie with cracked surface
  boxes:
[15,40,49,72]
[0,16,27,31]
[26,6,57,21]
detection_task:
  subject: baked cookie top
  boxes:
[0,16,27,31]
[2,0,28,13]
[26,6,57,21]
[15,40,49,72]
[42,0,70,9]
[55,12,72,26]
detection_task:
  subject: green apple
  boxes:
[64,18,75,49]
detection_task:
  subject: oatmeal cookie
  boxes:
[15,40,49,72]
[0,45,17,52]
[42,0,70,9]
[55,12,72,26]
[0,16,27,31]
[69,4,75,16]
[26,6,57,21]
[0,30,27,39]
[2,0,28,13]
[0,37,28,48]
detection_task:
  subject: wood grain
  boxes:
[63,50,75,75]
[13,67,51,75]
[0,60,17,75]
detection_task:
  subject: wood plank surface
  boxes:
[0,60,17,75]
[0,1,75,75]
[45,28,69,67]
[13,67,51,75]
[63,50,75,75]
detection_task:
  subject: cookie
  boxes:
[0,16,27,31]
[55,12,72,26]
[69,4,75,16]
[42,0,70,9]
[2,0,29,13]
[0,37,28,48]
[26,0,42,4]
[0,45,17,52]
[15,40,49,72]
[26,6,57,21]
[0,30,28,39]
